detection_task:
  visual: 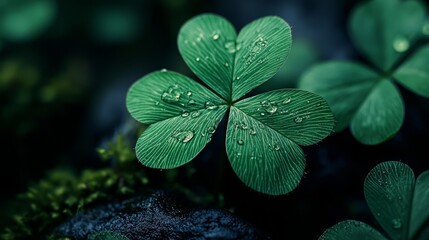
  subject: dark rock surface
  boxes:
[55,190,269,240]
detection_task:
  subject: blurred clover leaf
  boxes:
[320,161,429,240]
[88,231,129,240]
[126,14,334,195]
[299,0,429,145]
[0,0,56,42]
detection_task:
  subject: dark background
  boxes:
[1,0,429,239]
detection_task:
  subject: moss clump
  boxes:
[1,134,148,240]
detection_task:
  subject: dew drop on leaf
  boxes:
[249,128,256,135]
[181,111,190,118]
[213,33,220,40]
[273,144,280,151]
[236,42,242,51]
[224,41,236,53]
[204,101,218,110]
[282,97,292,104]
[161,68,167,72]
[207,126,216,134]
[224,62,229,67]
[294,116,303,123]
[260,100,277,114]
[393,36,409,53]
[191,111,201,118]
[161,85,183,103]
[171,130,194,143]
[237,139,244,145]
[186,91,192,96]
[391,218,402,229]
[196,57,201,62]
[187,99,196,106]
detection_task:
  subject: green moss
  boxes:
[1,134,148,240]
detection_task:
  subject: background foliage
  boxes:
[1,0,429,239]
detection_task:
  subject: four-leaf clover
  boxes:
[126,14,334,195]
[299,0,429,145]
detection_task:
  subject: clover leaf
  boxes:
[126,14,334,195]
[0,0,56,42]
[319,161,429,240]
[299,0,429,145]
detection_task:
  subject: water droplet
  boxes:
[186,91,192,96]
[187,99,197,106]
[196,57,201,62]
[274,145,280,151]
[213,34,220,40]
[207,126,216,134]
[235,152,242,158]
[294,116,303,123]
[184,40,189,45]
[236,43,242,51]
[250,156,256,161]
[196,33,203,42]
[191,111,201,118]
[181,111,190,117]
[225,41,236,54]
[161,85,183,103]
[237,140,244,145]
[224,62,229,67]
[392,218,402,229]
[260,112,266,116]
[172,130,194,143]
[205,101,218,110]
[249,128,256,135]
[393,36,409,52]
[155,101,160,105]
[235,76,241,80]
[422,21,429,36]
[161,68,167,72]
[260,100,277,114]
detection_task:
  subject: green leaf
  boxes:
[410,171,429,239]
[394,45,429,98]
[319,220,387,240]
[135,104,227,169]
[178,14,291,102]
[126,70,228,169]
[88,231,129,240]
[349,0,426,71]
[226,106,305,195]
[226,90,333,195]
[126,70,226,124]
[299,62,404,145]
[350,79,404,145]
[364,161,415,240]
[299,62,379,131]
[0,0,56,42]
[232,16,291,101]
[178,14,237,101]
